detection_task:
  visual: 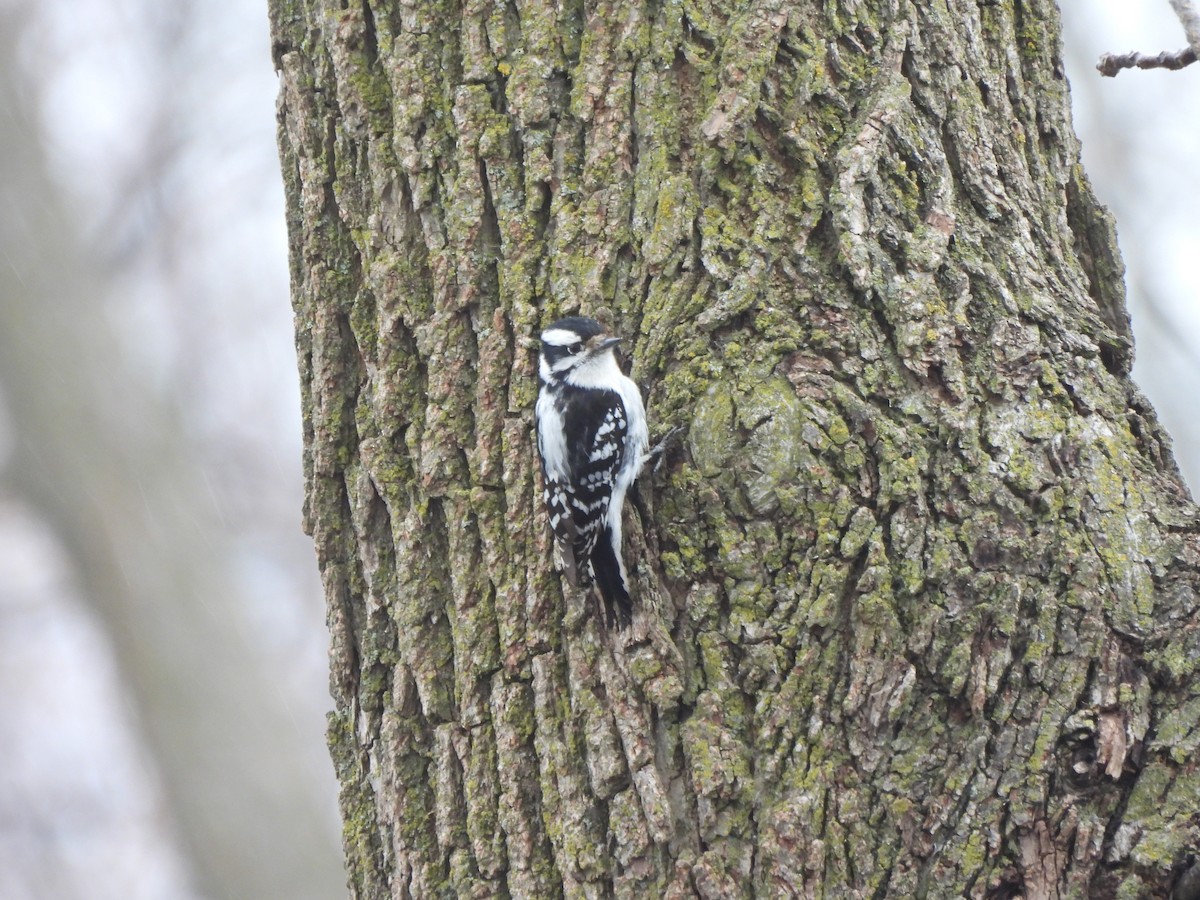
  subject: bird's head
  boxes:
[538,316,623,386]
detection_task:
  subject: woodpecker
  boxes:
[535,316,649,627]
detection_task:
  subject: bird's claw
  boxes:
[648,425,685,475]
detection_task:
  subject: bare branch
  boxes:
[1097,0,1200,76]
[1170,0,1200,55]
[1097,46,1197,77]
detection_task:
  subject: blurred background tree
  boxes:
[0,0,1195,897]
[0,1,341,898]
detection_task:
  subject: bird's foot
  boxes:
[647,425,685,475]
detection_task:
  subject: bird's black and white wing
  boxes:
[536,386,628,588]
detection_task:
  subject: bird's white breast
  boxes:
[535,389,569,480]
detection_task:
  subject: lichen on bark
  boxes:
[271,0,1200,896]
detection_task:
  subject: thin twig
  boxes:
[1097,46,1197,77]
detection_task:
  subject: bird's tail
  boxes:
[589,525,633,628]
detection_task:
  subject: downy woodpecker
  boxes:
[535,316,649,627]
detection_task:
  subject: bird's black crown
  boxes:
[542,316,606,343]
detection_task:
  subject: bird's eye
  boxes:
[568,342,583,354]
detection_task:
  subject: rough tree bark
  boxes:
[270,0,1200,896]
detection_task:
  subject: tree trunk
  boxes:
[270,0,1200,895]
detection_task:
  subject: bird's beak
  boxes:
[594,336,622,353]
